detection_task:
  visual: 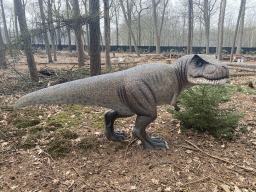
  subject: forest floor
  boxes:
[0,51,256,192]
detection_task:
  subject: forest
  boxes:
[0,0,256,191]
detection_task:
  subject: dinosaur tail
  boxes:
[14,79,94,110]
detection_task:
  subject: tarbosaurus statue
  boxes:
[14,54,229,150]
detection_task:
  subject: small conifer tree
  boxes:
[168,85,244,137]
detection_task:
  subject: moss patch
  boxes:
[18,133,42,150]
[47,139,72,158]
[114,141,129,151]
[59,129,78,139]
[29,126,44,134]
[45,127,57,133]
[47,105,85,128]
[14,119,40,129]
[14,130,27,137]
[77,137,99,153]
[89,113,105,128]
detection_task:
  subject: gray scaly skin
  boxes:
[14,54,229,150]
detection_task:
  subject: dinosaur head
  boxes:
[186,54,229,85]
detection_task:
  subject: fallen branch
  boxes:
[0,129,8,138]
[38,146,55,162]
[38,62,81,65]
[124,139,137,158]
[210,176,231,186]
[104,181,122,192]
[227,63,256,69]
[185,140,256,173]
[43,175,55,180]
[230,73,256,77]
[9,63,28,83]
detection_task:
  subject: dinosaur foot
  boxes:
[143,137,169,150]
[105,130,127,141]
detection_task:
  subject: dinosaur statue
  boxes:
[14,54,229,150]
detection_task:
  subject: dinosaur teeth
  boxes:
[188,77,227,85]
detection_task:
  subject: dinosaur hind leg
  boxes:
[132,115,169,150]
[104,109,132,141]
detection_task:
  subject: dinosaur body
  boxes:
[14,54,229,150]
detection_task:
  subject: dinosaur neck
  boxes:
[172,56,193,91]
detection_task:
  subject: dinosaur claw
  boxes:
[106,130,127,141]
[142,137,169,150]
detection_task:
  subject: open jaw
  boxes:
[187,76,227,85]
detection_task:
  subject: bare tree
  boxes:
[54,1,62,51]
[82,0,90,54]
[66,0,72,52]
[14,1,20,48]
[217,0,226,60]
[14,0,39,82]
[203,0,210,54]
[134,0,151,46]
[112,0,120,46]
[48,0,57,61]
[89,0,101,76]
[236,0,246,55]
[187,0,193,54]
[151,0,169,54]
[119,0,140,57]
[230,0,245,62]
[194,0,217,54]
[73,0,85,67]
[0,28,7,69]
[0,0,10,45]
[103,0,111,69]
[38,0,52,63]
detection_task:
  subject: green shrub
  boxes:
[167,85,245,137]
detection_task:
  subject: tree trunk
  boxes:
[216,0,221,56]
[0,29,7,69]
[55,4,62,51]
[151,0,169,54]
[127,0,132,53]
[230,0,245,62]
[14,2,20,48]
[203,0,210,54]
[182,14,186,46]
[14,0,39,82]
[217,0,226,60]
[152,0,160,54]
[73,0,85,67]
[89,0,101,76]
[103,0,111,69]
[138,12,141,46]
[38,0,52,63]
[187,0,193,54]
[82,0,90,54]
[0,0,10,44]
[1,0,13,55]
[66,0,72,52]
[119,0,140,57]
[115,6,119,46]
[236,0,246,55]
[48,0,57,61]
